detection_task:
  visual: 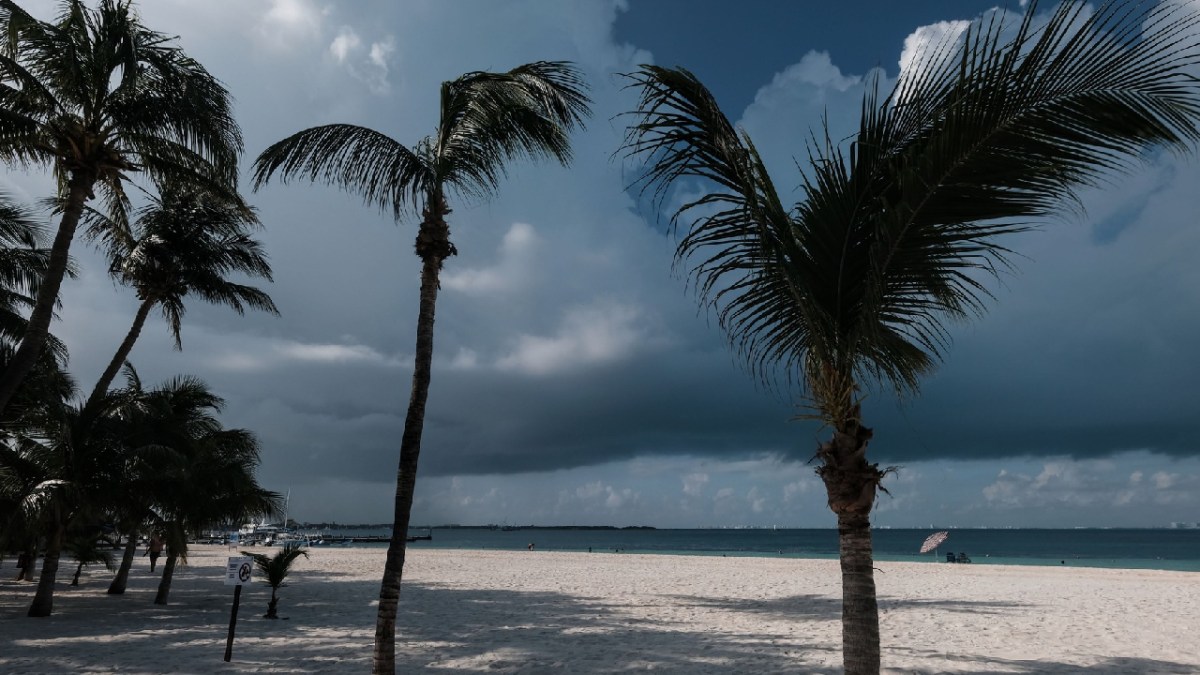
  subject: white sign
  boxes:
[225,556,253,586]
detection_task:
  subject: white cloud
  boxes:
[258,0,325,47]
[575,481,604,500]
[276,341,400,366]
[981,457,1200,515]
[325,25,395,94]
[496,300,658,375]
[1153,471,1177,490]
[898,20,971,79]
[330,27,361,62]
[444,223,541,294]
[682,472,708,496]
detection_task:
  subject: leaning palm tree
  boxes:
[0,0,243,416]
[84,185,277,409]
[252,60,590,674]
[243,541,308,619]
[622,3,1200,673]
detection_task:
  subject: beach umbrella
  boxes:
[920,530,950,554]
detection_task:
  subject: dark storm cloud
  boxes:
[8,0,1199,527]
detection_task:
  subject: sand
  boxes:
[1,546,1196,674]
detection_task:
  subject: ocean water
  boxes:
[307,527,1200,572]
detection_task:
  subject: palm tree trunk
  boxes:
[107,530,140,594]
[837,511,879,675]
[27,522,65,617]
[817,408,884,675]
[373,200,453,675]
[87,298,155,410]
[266,588,279,619]
[0,173,94,416]
[72,562,83,586]
[17,540,37,581]
[154,551,179,605]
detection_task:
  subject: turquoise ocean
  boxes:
[306,527,1200,572]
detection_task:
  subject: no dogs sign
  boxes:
[225,556,253,586]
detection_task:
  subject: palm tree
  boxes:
[10,387,130,616]
[243,541,308,619]
[621,3,1200,673]
[64,529,115,585]
[0,0,243,416]
[0,194,53,356]
[251,60,591,674]
[138,376,278,605]
[84,185,277,409]
[99,366,159,595]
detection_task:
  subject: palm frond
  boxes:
[438,61,591,201]
[623,0,1200,422]
[252,124,432,219]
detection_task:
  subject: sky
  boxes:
[4,0,1200,528]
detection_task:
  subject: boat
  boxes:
[406,528,433,542]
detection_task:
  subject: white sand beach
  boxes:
[1,546,1196,674]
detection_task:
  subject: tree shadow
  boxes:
[893,651,1200,674]
[662,593,1030,622]
[0,563,842,673]
[1,563,1193,674]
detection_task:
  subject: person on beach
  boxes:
[145,533,164,573]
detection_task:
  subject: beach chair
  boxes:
[946,552,956,563]
[956,552,971,563]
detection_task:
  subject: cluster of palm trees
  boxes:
[0,0,279,621]
[4,1,1200,674]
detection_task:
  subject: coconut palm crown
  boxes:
[622,2,1200,673]
[83,184,277,409]
[252,60,590,675]
[0,0,244,415]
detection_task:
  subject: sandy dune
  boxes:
[1,546,1196,673]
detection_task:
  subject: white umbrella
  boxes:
[920,530,949,554]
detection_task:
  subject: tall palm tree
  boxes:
[84,185,277,409]
[0,0,243,416]
[622,3,1200,673]
[252,60,590,674]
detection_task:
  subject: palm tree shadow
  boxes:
[0,564,842,673]
[391,582,840,673]
[662,593,1029,622]
[897,652,1200,674]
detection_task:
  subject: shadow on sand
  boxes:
[0,560,1194,674]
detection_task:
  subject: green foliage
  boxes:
[243,541,308,590]
[65,531,116,585]
[0,0,244,204]
[252,61,591,219]
[622,0,1200,425]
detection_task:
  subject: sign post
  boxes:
[223,556,253,662]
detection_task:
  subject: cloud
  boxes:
[980,456,1200,513]
[681,472,708,497]
[329,27,361,62]
[897,20,970,78]
[495,300,661,375]
[258,0,325,47]
[327,25,395,94]
[444,223,541,294]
